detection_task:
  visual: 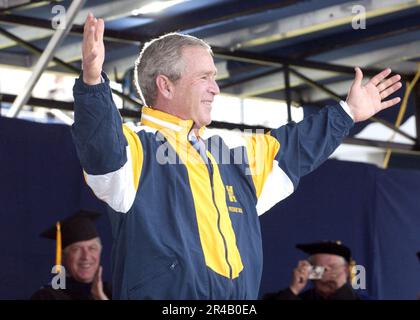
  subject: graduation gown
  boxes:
[263,283,363,300]
[30,277,112,300]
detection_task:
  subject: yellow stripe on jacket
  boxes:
[245,133,281,198]
[160,127,243,279]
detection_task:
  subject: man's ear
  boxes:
[156,75,174,99]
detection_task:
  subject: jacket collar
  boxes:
[140,106,206,139]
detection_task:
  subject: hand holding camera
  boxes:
[289,260,311,295]
[290,261,326,295]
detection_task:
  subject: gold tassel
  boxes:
[349,259,356,285]
[55,222,62,273]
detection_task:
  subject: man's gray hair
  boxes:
[134,32,212,106]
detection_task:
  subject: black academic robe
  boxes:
[30,277,112,300]
[263,283,363,300]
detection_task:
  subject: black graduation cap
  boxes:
[296,240,352,263]
[40,209,101,249]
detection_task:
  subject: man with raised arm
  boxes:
[71,13,402,299]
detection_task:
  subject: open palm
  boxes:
[82,13,105,85]
[346,67,402,123]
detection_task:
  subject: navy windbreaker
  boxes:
[71,73,354,299]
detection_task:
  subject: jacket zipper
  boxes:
[188,132,233,290]
[207,161,233,278]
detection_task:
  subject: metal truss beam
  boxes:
[343,137,419,155]
[0,93,140,119]
[0,25,142,107]
[290,11,420,59]
[209,119,420,155]
[414,82,420,145]
[204,0,420,49]
[290,67,417,143]
[0,0,30,9]
[7,0,85,117]
[2,93,418,155]
[212,46,412,80]
[126,0,302,37]
[0,13,413,82]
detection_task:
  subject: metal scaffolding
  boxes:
[0,3,418,155]
[6,0,86,118]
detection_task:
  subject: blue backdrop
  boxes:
[1,116,420,299]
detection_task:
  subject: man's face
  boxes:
[169,46,220,129]
[63,237,101,283]
[311,254,349,297]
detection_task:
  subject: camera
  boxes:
[308,266,325,280]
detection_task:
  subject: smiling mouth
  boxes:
[78,263,94,270]
[201,100,213,105]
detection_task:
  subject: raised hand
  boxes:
[82,12,105,85]
[289,260,311,296]
[346,67,402,123]
[91,266,109,300]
